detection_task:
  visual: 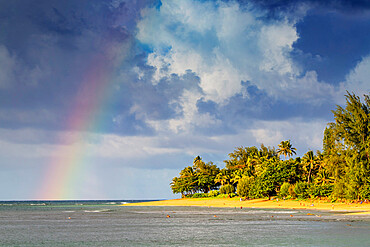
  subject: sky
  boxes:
[0,0,369,200]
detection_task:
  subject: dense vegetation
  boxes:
[170,92,370,201]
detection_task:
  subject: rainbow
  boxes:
[36,52,117,200]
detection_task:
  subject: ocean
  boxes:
[0,200,369,246]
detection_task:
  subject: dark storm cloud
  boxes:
[244,0,370,13]
[293,9,370,84]
[0,0,152,133]
[236,0,370,85]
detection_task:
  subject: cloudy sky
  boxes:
[0,0,369,200]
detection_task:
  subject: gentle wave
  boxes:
[84,209,112,213]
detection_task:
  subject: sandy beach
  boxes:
[124,198,370,215]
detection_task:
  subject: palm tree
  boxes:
[277,140,296,160]
[302,150,316,183]
[314,169,334,185]
[215,169,231,186]
[179,166,198,194]
[230,170,244,185]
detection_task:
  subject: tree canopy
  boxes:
[171,92,370,201]
[277,140,296,160]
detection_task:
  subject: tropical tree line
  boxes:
[170,92,370,201]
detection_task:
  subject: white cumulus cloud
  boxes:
[136,0,337,133]
[341,55,370,98]
[137,0,301,103]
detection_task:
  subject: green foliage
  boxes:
[208,190,220,197]
[279,182,290,198]
[171,156,220,196]
[322,124,346,180]
[332,180,346,199]
[225,145,276,173]
[302,150,318,183]
[250,158,303,198]
[288,184,296,198]
[228,193,237,198]
[277,140,296,160]
[251,164,277,197]
[220,184,235,194]
[247,181,265,199]
[171,93,370,201]
[186,193,209,198]
[236,177,254,197]
[281,158,305,184]
[170,167,197,196]
[225,146,257,170]
[193,157,220,193]
[215,193,233,198]
[308,184,334,198]
[359,184,370,200]
[327,92,370,199]
[293,182,309,199]
[332,93,370,151]
[215,169,232,186]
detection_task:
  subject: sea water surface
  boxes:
[0,200,369,246]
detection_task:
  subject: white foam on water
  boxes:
[84,209,112,213]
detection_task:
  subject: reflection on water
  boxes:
[0,201,369,246]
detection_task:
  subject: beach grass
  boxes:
[123,197,370,215]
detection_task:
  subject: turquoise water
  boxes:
[0,201,369,246]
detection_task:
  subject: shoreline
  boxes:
[123,198,370,215]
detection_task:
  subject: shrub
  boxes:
[279,182,290,198]
[293,182,309,199]
[237,177,254,197]
[194,193,208,198]
[248,182,265,199]
[186,193,208,198]
[208,190,220,197]
[359,184,370,200]
[332,181,346,199]
[228,193,237,198]
[308,184,334,198]
[216,193,231,198]
[288,184,296,198]
[220,184,235,194]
